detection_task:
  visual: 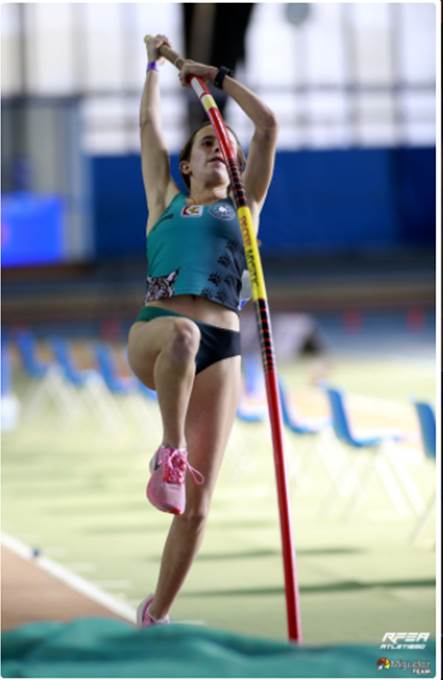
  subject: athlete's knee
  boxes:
[166,320,200,363]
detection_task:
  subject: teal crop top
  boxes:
[143,193,247,312]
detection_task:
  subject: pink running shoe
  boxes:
[146,445,204,515]
[136,594,170,628]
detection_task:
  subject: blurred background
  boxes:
[1,1,438,656]
[1,2,436,323]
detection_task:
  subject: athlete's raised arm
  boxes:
[141,35,179,230]
[178,60,278,216]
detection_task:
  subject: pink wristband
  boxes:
[147,61,158,73]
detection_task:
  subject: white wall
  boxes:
[1,2,437,152]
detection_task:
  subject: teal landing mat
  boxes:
[1,618,436,678]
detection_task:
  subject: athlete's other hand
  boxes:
[178,60,217,87]
[144,34,171,64]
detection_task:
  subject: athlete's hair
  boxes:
[179,123,246,190]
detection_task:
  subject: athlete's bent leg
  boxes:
[128,318,201,448]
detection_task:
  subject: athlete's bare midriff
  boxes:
[144,295,240,331]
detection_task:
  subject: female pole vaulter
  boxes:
[127,34,277,627]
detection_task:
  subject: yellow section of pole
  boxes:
[237,206,267,301]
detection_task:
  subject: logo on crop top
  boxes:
[209,203,236,221]
[144,269,179,303]
[182,205,203,217]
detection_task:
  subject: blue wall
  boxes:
[92,146,435,259]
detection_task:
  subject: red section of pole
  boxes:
[265,367,302,641]
[256,299,303,643]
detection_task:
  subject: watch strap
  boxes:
[214,65,233,89]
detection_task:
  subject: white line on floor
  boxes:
[65,562,98,574]
[1,532,136,624]
[97,580,132,589]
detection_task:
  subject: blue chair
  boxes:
[50,337,91,387]
[236,355,266,422]
[93,342,160,429]
[279,380,325,435]
[243,354,264,398]
[240,356,326,432]
[1,338,20,431]
[48,336,130,430]
[322,385,421,517]
[94,343,138,395]
[236,404,265,423]
[277,380,336,489]
[411,401,436,542]
[1,339,11,398]
[15,330,51,379]
[414,402,436,461]
[119,346,157,402]
[94,343,162,433]
[14,330,77,419]
[326,386,391,448]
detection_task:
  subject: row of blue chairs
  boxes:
[5,332,435,454]
[239,355,436,539]
[4,332,435,461]
[12,331,156,399]
[2,332,435,539]
[5,332,328,427]
[241,355,435,462]
[2,332,157,433]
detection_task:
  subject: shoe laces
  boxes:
[162,448,205,486]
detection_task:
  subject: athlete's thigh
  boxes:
[184,355,242,505]
[127,317,195,389]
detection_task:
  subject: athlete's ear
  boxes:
[179,160,192,178]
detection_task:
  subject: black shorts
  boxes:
[135,306,241,374]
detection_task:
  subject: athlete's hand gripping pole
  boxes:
[145,36,303,643]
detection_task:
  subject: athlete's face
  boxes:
[184,125,237,188]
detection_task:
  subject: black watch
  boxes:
[214,65,234,89]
